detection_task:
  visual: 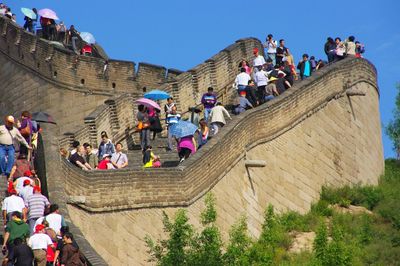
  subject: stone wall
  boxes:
[65,58,383,265]
[60,57,383,212]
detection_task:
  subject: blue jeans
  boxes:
[237,85,246,93]
[140,129,150,150]
[0,144,15,177]
[264,95,275,102]
[204,108,212,122]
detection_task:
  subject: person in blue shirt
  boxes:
[97,131,115,160]
[165,106,181,151]
[201,87,217,122]
[297,54,312,80]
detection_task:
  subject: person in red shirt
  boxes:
[81,44,92,56]
[97,154,114,170]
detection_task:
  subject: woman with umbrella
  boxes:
[177,135,196,163]
[22,8,37,33]
[137,105,151,151]
[168,120,198,163]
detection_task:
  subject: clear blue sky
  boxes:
[8,0,400,158]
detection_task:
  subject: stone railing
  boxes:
[60,57,378,212]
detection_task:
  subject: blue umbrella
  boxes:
[169,120,198,138]
[21,7,37,20]
[144,90,170,100]
[80,32,96,44]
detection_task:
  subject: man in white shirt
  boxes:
[111,142,128,169]
[2,189,27,224]
[263,34,277,65]
[45,204,66,235]
[0,115,32,178]
[28,224,54,265]
[252,48,266,71]
[19,179,33,201]
[234,68,251,93]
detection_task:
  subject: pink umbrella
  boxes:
[38,8,59,20]
[135,98,161,110]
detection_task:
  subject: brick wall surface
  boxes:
[65,58,383,265]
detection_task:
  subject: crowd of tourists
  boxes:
[0,113,87,265]
[0,3,97,57]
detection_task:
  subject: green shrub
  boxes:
[311,200,333,217]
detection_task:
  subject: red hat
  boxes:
[8,188,17,194]
[35,224,45,233]
[23,179,31,186]
[239,91,247,96]
[33,186,41,193]
[23,170,32,177]
[253,47,259,54]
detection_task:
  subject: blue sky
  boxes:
[8,0,400,158]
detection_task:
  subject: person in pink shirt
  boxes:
[177,136,196,163]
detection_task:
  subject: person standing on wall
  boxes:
[201,87,217,122]
[97,131,115,161]
[263,34,277,65]
[0,116,32,179]
[18,111,36,159]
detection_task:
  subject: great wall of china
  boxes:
[0,16,384,265]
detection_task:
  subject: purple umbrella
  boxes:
[38,8,59,20]
[135,98,161,110]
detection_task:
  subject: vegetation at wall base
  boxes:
[145,159,400,265]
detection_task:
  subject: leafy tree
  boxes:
[145,210,194,265]
[223,216,252,265]
[386,83,400,159]
[188,193,223,266]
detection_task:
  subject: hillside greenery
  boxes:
[145,159,400,265]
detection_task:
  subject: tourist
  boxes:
[45,204,67,236]
[60,232,86,266]
[23,13,34,33]
[40,15,51,40]
[254,65,269,104]
[18,111,35,157]
[252,47,266,70]
[297,54,312,80]
[7,238,34,266]
[177,136,196,163]
[316,59,326,70]
[81,43,92,56]
[201,87,217,122]
[68,25,80,53]
[355,41,365,58]
[285,53,298,81]
[59,148,70,160]
[69,140,80,156]
[164,97,175,118]
[54,226,79,266]
[25,186,50,234]
[264,58,274,72]
[83,143,98,169]
[209,102,232,135]
[234,91,253,115]
[97,154,115,170]
[137,105,151,151]
[238,60,252,75]
[0,3,6,15]
[57,21,67,42]
[263,34,277,65]
[245,80,258,107]
[166,106,181,151]
[198,119,209,149]
[344,36,356,56]
[97,131,115,160]
[276,39,288,66]
[0,115,32,179]
[324,37,336,63]
[14,170,33,193]
[2,212,30,264]
[2,188,27,224]
[143,145,161,168]
[28,224,54,266]
[234,68,252,93]
[69,145,92,171]
[265,77,280,102]
[149,108,162,140]
[19,179,33,202]
[111,142,128,169]
[335,37,345,61]
[9,153,32,180]
[309,56,317,72]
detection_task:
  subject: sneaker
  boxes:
[179,158,185,163]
